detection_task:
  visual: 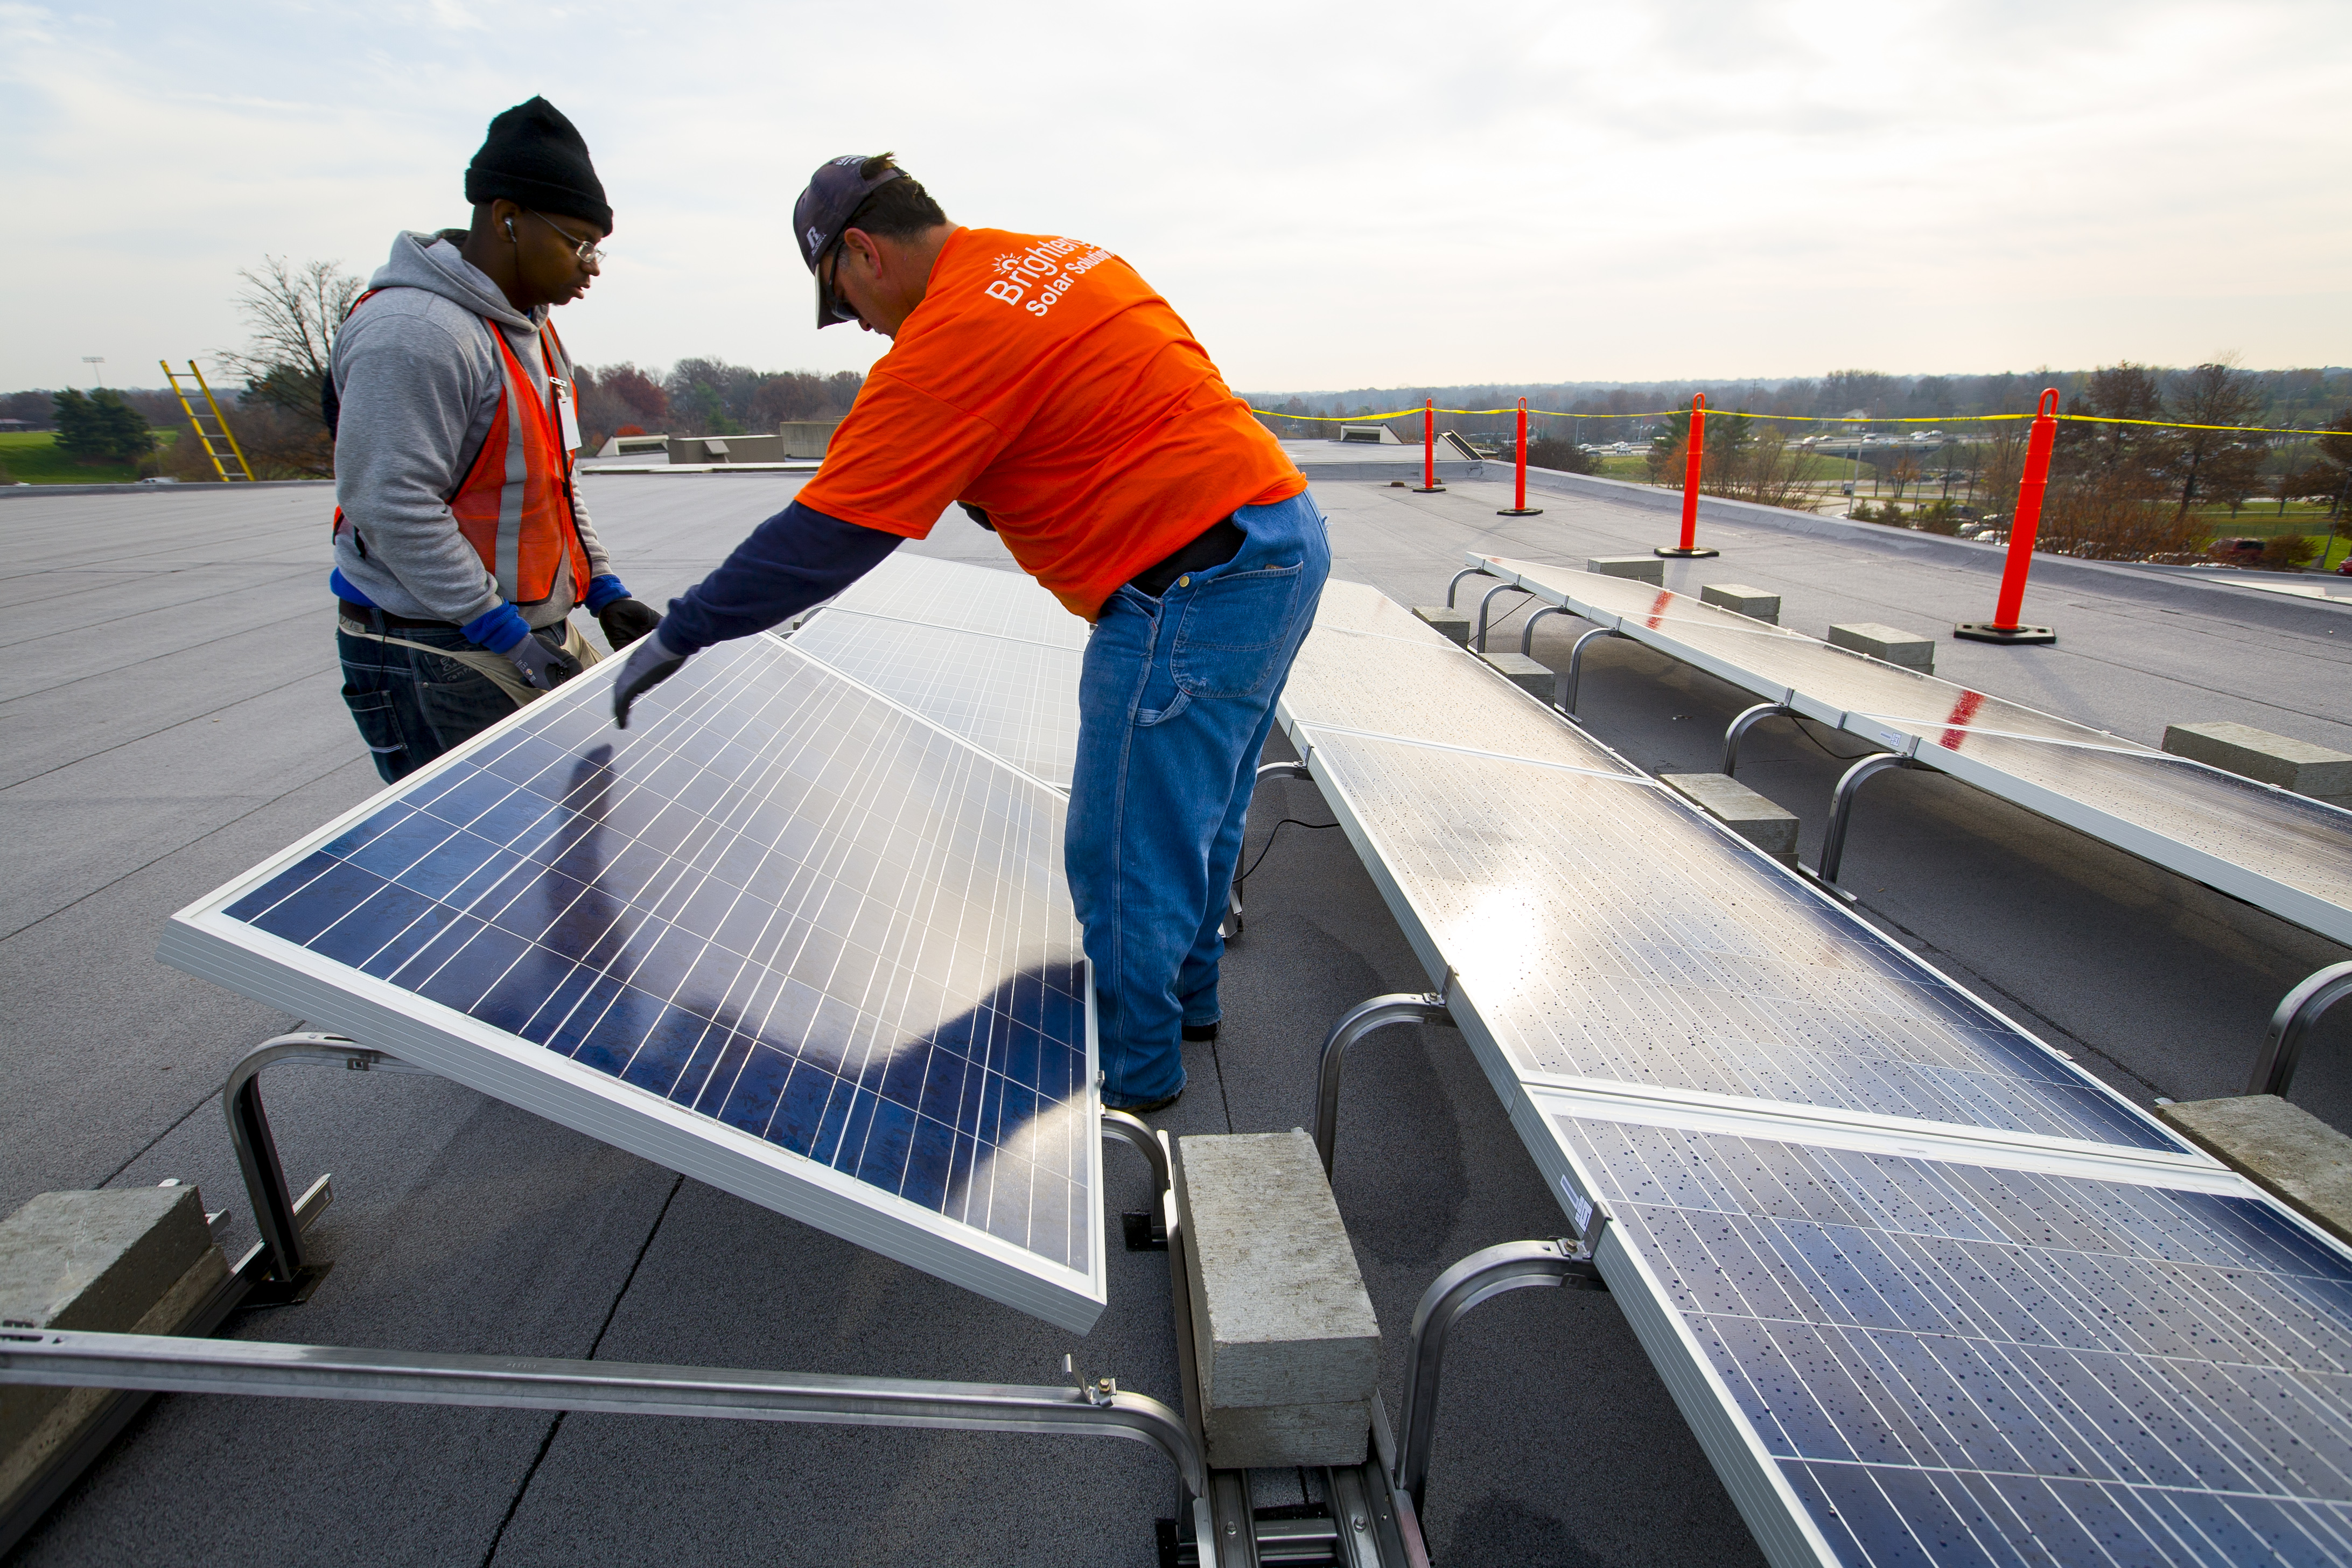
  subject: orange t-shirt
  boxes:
[795,228,1306,620]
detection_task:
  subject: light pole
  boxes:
[81,356,105,388]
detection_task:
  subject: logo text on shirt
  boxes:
[983,237,1113,316]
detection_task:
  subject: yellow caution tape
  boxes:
[1247,405,2334,439]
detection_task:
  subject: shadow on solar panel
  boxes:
[160,635,1106,1331]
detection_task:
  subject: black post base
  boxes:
[1952,621,2056,645]
[1654,546,1719,558]
[1495,507,1544,516]
[1410,485,1446,494]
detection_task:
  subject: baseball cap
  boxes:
[793,153,905,329]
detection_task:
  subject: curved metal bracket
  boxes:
[1519,604,1573,659]
[1444,566,1494,608]
[2246,961,2352,1097]
[1394,1236,1606,1514]
[1472,583,1534,653]
[1812,753,1916,885]
[1558,626,1627,715]
[1314,991,1451,1177]
[225,1034,425,1285]
[1228,760,1319,937]
[1099,1108,1172,1196]
[1722,702,1798,777]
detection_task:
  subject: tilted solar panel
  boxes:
[160,635,1105,1331]
[822,553,1090,650]
[1534,1112,2352,1568]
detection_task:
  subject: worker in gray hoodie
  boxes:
[329,96,659,783]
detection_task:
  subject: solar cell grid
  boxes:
[788,610,1082,789]
[171,635,1101,1324]
[1556,1116,2352,1568]
[822,553,1089,649]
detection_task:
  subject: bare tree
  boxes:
[2164,359,2264,520]
[218,256,365,427]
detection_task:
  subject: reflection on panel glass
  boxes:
[1495,558,2352,913]
[790,612,1082,790]
[1311,579,1458,646]
[1563,1117,2352,1567]
[825,554,1089,649]
[1285,626,1639,776]
[221,639,1091,1275]
[1304,728,2174,1150]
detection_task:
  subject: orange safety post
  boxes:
[1497,398,1544,517]
[1411,398,1445,493]
[1954,388,2059,645]
[1656,393,1718,558]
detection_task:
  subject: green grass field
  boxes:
[0,429,183,485]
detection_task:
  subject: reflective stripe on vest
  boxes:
[332,294,590,610]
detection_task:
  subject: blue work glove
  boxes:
[499,627,584,692]
[613,624,690,729]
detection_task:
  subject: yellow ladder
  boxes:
[160,360,256,481]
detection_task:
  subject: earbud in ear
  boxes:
[505,219,517,241]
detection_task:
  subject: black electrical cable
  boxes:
[1236,817,1340,887]
[1788,715,1885,762]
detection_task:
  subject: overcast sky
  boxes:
[4,0,2342,396]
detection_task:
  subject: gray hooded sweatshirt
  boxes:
[329,231,613,631]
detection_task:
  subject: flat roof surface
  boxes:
[3,468,2347,1564]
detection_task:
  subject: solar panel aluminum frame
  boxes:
[158,636,1109,1334]
[1465,552,2352,948]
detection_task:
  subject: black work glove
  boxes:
[499,627,584,692]
[596,596,661,650]
[613,625,689,729]
[958,502,996,533]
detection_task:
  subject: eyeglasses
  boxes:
[528,209,606,266]
[821,245,860,324]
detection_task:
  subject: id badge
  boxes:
[554,379,583,453]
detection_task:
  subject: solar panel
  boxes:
[1290,723,2180,1151]
[160,635,1105,1331]
[1534,1110,2352,1568]
[1478,555,2352,944]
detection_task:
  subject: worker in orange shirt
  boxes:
[611,153,1326,1114]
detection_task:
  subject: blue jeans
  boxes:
[335,616,547,784]
[1067,490,1331,1107]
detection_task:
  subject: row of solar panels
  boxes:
[162,555,1103,1329]
[1275,579,2352,1567]
[1463,551,2352,948]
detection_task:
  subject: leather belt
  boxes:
[1128,515,1244,598]
[338,599,460,631]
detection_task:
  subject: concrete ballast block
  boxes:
[1660,774,1800,864]
[1700,583,1781,624]
[1174,1131,1379,1469]
[1411,606,1472,646]
[1476,650,1554,699]
[2,1188,230,1518]
[1587,556,1664,585]
[2158,1096,2352,1244]
[2161,722,2352,806]
[1828,621,1935,673]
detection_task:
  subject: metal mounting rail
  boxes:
[1721,701,1798,776]
[2247,961,2352,1097]
[1394,1236,1607,1516]
[1812,752,1917,885]
[0,1328,1202,1494]
[1471,582,1534,653]
[1557,626,1628,715]
[1443,566,1494,608]
[1313,991,1452,1177]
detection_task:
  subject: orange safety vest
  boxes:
[333,294,592,611]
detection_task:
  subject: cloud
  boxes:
[2,0,2343,391]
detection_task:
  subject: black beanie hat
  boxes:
[465,96,612,233]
